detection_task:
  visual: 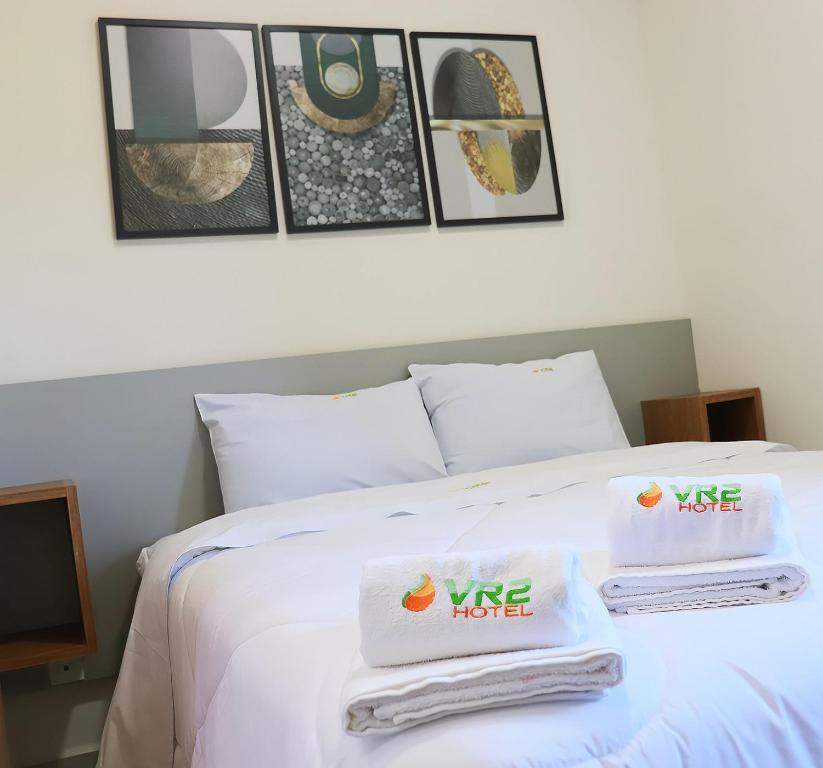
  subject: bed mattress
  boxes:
[98,441,823,767]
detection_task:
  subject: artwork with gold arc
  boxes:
[125,143,254,204]
[289,80,397,134]
[264,26,429,231]
[432,48,541,196]
[290,32,399,136]
[99,21,276,237]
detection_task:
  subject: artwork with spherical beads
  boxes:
[263,27,430,233]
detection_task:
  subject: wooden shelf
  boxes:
[0,623,88,673]
[0,481,96,674]
[641,388,766,444]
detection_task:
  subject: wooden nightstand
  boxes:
[641,388,766,445]
[0,481,96,768]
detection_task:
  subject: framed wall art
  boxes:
[262,26,430,233]
[410,32,563,227]
[98,18,278,239]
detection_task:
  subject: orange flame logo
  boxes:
[636,481,663,508]
[402,573,436,612]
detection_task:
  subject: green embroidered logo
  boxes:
[670,483,743,513]
[446,577,534,619]
[462,480,491,491]
[332,392,358,400]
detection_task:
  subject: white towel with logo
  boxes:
[608,473,789,567]
[359,546,584,667]
[599,545,810,614]
[344,581,624,735]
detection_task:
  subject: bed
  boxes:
[0,319,699,681]
[99,439,823,767]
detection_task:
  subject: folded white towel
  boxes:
[608,473,788,567]
[599,545,810,614]
[359,546,585,667]
[344,582,624,735]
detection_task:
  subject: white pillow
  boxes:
[196,379,447,513]
[408,351,629,476]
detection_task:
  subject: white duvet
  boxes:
[99,441,823,767]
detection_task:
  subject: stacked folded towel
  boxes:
[344,546,625,735]
[599,473,810,613]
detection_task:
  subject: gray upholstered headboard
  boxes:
[0,319,697,677]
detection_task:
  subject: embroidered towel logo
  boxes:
[532,367,554,373]
[671,483,743,513]
[636,481,663,508]
[332,392,358,400]
[448,578,534,619]
[401,574,436,612]
[401,574,535,619]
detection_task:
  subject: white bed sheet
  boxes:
[99,441,823,767]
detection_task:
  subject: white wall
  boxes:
[0,0,685,387]
[638,0,823,448]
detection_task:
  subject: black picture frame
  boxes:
[98,17,278,239]
[410,31,564,228]
[262,25,431,234]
